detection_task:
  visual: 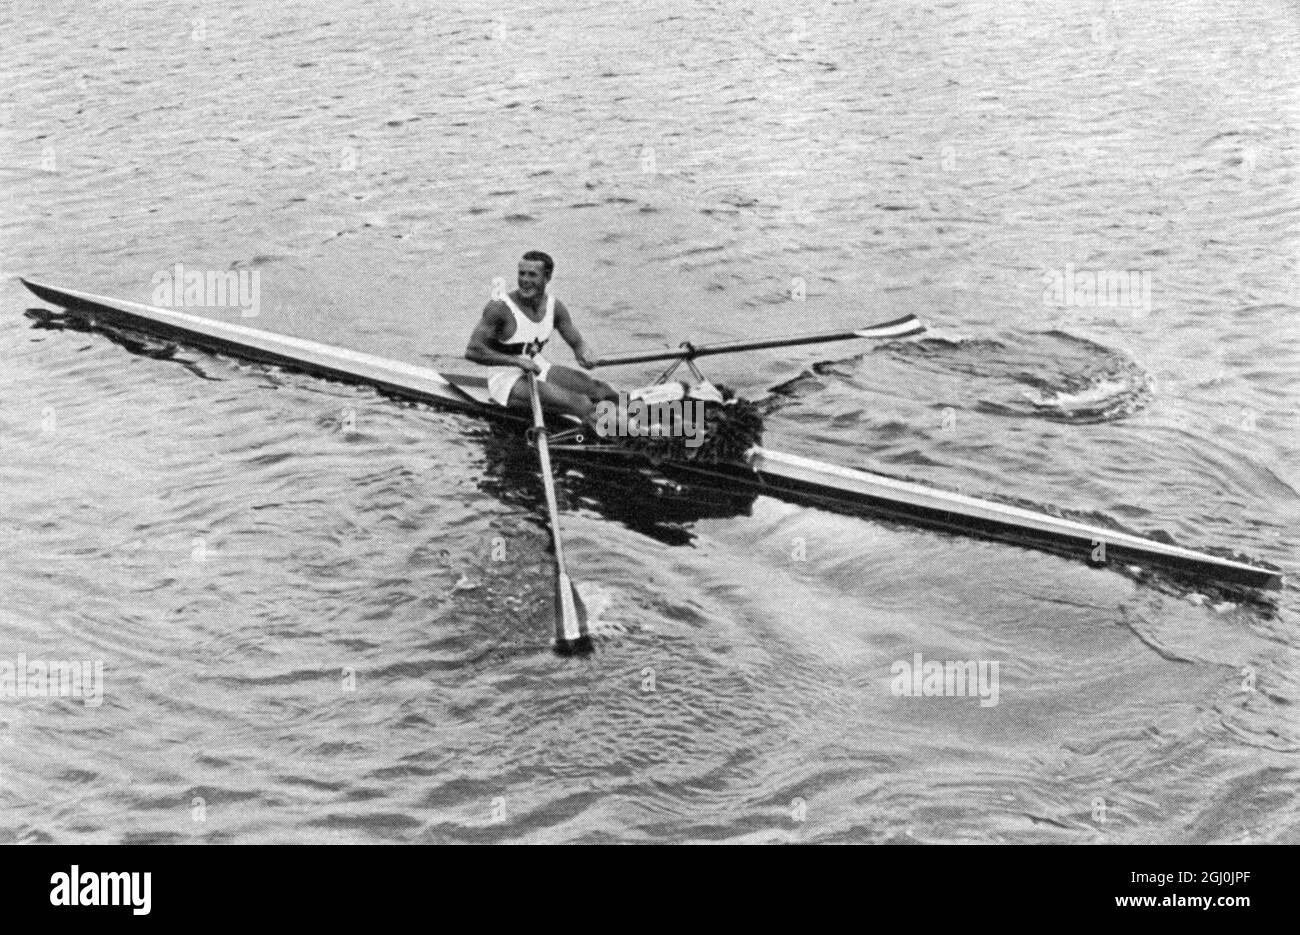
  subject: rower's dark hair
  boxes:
[521,250,554,278]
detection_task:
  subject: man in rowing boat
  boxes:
[465,251,617,423]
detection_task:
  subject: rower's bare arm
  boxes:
[554,301,596,369]
[465,302,537,371]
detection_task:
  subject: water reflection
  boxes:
[473,420,757,547]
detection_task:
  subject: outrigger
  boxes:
[19,279,1282,652]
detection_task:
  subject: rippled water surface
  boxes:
[2,0,1298,843]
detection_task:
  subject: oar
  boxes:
[590,313,927,367]
[526,372,592,656]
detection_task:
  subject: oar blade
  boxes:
[553,572,592,656]
[852,314,927,340]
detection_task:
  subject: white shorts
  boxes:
[486,355,552,406]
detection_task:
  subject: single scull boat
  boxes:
[19,278,1282,592]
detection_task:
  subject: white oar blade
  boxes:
[553,573,592,655]
[852,315,927,340]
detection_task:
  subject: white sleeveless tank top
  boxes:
[496,293,554,356]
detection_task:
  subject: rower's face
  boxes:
[517,261,548,298]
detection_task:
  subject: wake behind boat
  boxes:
[19,278,1283,612]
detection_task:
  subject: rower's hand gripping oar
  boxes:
[526,372,592,656]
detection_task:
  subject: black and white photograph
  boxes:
[1,0,1295,880]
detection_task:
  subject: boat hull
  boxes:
[744,449,1280,590]
[19,278,1282,591]
[21,278,500,416]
